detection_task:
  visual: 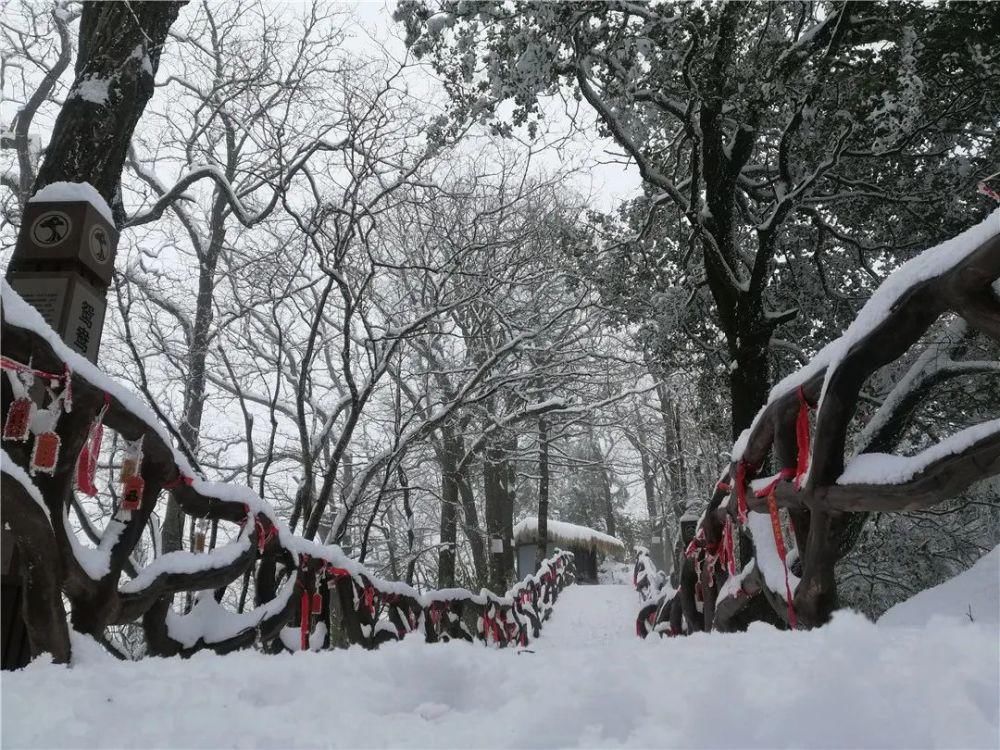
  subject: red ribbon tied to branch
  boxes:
[766,491,798,630]
[795,386,814,490]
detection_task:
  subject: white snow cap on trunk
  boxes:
[29,181,115,225]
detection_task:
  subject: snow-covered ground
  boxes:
[3,580,998,749]
[880,546,999,627]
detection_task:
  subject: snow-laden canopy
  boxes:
[513,517,625,557]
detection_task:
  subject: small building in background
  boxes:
[513,517,626,583]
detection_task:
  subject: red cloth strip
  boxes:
[766,491,798,629]
[795,386,813,490]
[0,356,65,381]
[300,587,310,651]
[753,467,797,499]
[734,460,749,524]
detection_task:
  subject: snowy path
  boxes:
[3,583,998,749]
[534,583,637,650]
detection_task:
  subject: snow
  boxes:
[815,209,999,407]
[118,522,253,594]
[61,510,117,580]
[166,578,297,649]
[732,208,1000,463]
[70,76,110,106]
[746,510,800,601]
[838,419,1000,485]
[28,181,115,226]
[4,583,997,749]
[513,517,625,555]
[880,545,999,627]
[717,559,756,601]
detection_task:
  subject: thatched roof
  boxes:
[512,517,625,557]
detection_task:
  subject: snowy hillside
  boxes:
[880,546,999,627]
[4,584,997,749]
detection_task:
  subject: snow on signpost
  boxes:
[6,182,119,363]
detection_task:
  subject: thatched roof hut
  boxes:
[513,517,625,582]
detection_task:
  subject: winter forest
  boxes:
[1,1,998,748]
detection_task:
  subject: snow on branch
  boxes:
[680,209,1000,632]
[2,280,580,655]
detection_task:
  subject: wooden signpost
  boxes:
[7,196,118,363]
[3,193,119,669]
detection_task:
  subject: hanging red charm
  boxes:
[311,592,323,615]
[3,397,34,442]
[30,431,61,474]
[122,475,144,511]
[75,395,109,496]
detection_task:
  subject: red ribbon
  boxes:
[767,491,797,630]
[720,516,737,576]
[734,460,750,524]
[0,356,64,381]
[795,386,813,490]
[300,587,311,651]
[75,393,109,497]
[251,517,275,553]
[163,473,194,490]
[753,467,797,500]
[978,180,1000,203]
[684,527,705,559]
[326,565,351,580]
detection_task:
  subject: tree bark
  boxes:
[484,439,514,592]
[7,1,183,227]
[535,416,549,571]
[438,452,458,588]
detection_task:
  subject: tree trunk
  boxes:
[535,417,549,571]
[484,439,514,592]
[592,438,617,538]
[656,384,686,517]
[8,1,182,223]
[438,452,458,588]
[457,477,487,585]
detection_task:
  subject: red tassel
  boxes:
[734,460,749,524]
[722,517,737,576]
[767,491,798,630]
[122,475,144,511]
[300,589,310,650]
[311,592,322,615]
[795,386,812,490]
[30,431,60,474]
[3,397,34,442]
[75,404,106,496]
